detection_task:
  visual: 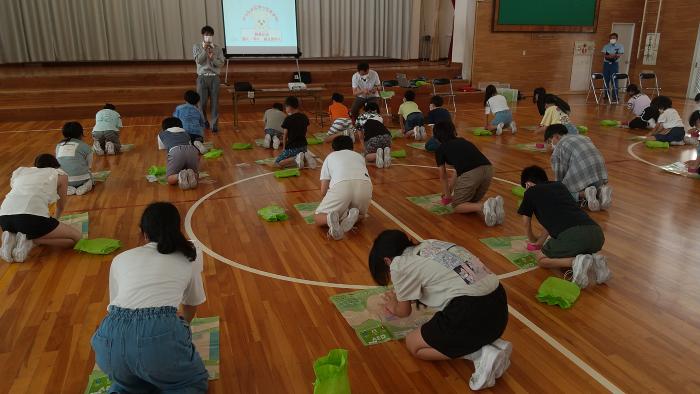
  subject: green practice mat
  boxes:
[231,142,252,150]
[274,168,300,178]
[74,238,121,255]
[84,316,220,393]
[59,212,89,239]
[406,142,427,151]
[257,205,288,222]
[293,202,320,224]
[480,236,538,269]
[91,170,111,182]
[645,140,669,149]
[472,128,493,136]
[203,149,223,159]
[390,149,406,158]
[254,157,277,167]
[330,287,438,346]
[307,137,323,145]
[536,276,580,309]
[406,194,454,215]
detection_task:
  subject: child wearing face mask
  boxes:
[646,96,686,144]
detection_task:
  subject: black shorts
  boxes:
[0,214,60,239]
[421,284,508,358]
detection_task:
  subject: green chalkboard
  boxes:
[493,0,599,33]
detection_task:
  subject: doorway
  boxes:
[611,23,635,75]
[687,23,700,99]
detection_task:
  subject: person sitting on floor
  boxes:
[518,165,611,288]
[92,103,123,155]
[623,84,653,129]
[545,124,611,212]
[646,96,686,145]
[274,96,315,169]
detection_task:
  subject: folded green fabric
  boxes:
[231,143,252,150]
[577,125,589,134]
[511,186,525,198]
[414,80,429,87]
[473,128,493,136]
[536,276,581,309]
[307,137,323,145]
[257,205,288,222]
[600,120,620,127]
[645,140,670,149]
[390,149,406,158]
[274,168,301,178]
[147,166,166,176]
[379,91,395,99]
[313,349,351,394]
[203,149,223,159]
[74,238,121,255]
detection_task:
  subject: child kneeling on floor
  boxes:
[324,93,354,143]
[174,90,208,154]
[518,165,611,288]
[313,136,371,240]
[157,117,200,190]
[399,90,426,140]
[483,85,516,135]
[262,103,286,149]
[359,117,392,169]
[56,122,94,196]
[91,202,209,393]
[647,96,686,144]
[92,103,123,155]
[275,96,316,169]
[433,121,504,226]
[368,230,511,391]
[424,95,452,152]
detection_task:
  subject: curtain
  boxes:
[0,0,417,63]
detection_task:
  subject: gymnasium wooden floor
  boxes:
[0,95,699,393]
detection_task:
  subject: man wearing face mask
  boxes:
[193,25,225,133]
[601,33,624,102]
[350,62,381,119]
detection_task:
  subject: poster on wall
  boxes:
[643,33,660,65]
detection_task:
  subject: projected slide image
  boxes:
[223,0,299,55]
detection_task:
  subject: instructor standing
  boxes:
[601,33,624,102]
[193,25,225,133]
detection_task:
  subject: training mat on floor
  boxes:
[406,142,426,151]
[512,143,547,153]
[293,202,320,224]
[406,194,454,215]
[330,287,438,346]
[59,212,88,239]
[480,236,538,269]
[91,170,111,182]
[254,157,277,166]
[84,316,220,393]
[659,162,700,179]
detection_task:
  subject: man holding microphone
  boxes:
[193,25,225,133]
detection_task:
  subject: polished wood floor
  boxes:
[1,96,699,393]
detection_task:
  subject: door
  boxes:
[611,23,635,75]
[570,41,594,92]
[687,24,700,98]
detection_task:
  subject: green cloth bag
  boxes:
[473,128,493,136]
[147,166,166,176]
[577,125,589,134]
[257,205,288,222]
[203,149,223,159]
[274,168,301,178]
[511,186,525,198]
[231,143,252,150]
[307,137,323,145]
[390,149,406,158]
[74,238,121,255]
[313,349,351,394]
[379,91,395,99]
[645,140,670,149]
[600,120,620,127]
[536,276,581,309]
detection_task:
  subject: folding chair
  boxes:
[586,73,609,104]
[432,78,457,113]
[381,80,398,117]
[610,73,630,104]
[639,71,661,97]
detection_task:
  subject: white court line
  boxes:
[626,140,665,168]
[184,166,623,393]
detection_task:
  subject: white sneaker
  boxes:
[1,231,16,263]
[263,134,272,149]
[375,148,384,168]
[592,254,612,284]
[105,141,115,155]
[75,180,93,196]
[194,140,208,154]
[295,152,305,169]
[482,198,497,227]
[496,123,504,136]
[412,126,420,141]
[684,135,699,146]
[420,126,427,140]
[67,186,77,196]
[598,184,612,210]
[93,140,104,156]
[571,254,594,289]
[493,195,505,225]
[510,121,517,134]
[490,339,513,379]
[272,135,281,149]
[469,344,505,391]
[584,186,600,212]
[340,208,360,233]
[186,169,198,189]
[12,232,34,263]
[178,170,190,189]
[304,151,317,169]
[383,147,392,168]
[647,119,656,129]
[670,140,685,146]
[327,211,343,240]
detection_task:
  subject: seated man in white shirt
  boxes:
[350,62,381,119]
[313,136,372,240]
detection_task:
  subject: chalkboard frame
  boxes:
[492,0,601,33]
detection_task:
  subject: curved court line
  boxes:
[626,141,664,168]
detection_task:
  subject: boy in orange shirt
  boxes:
[325,93,354,142]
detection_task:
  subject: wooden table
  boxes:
[229,86,325,127]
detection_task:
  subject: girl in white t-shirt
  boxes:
[647,96,685,144]
[483,85,516,135]
[368,230,511,391]
[91,202,209,393]
[0,154,81,263]
[624,84,653,129]
[313,136,372,240]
